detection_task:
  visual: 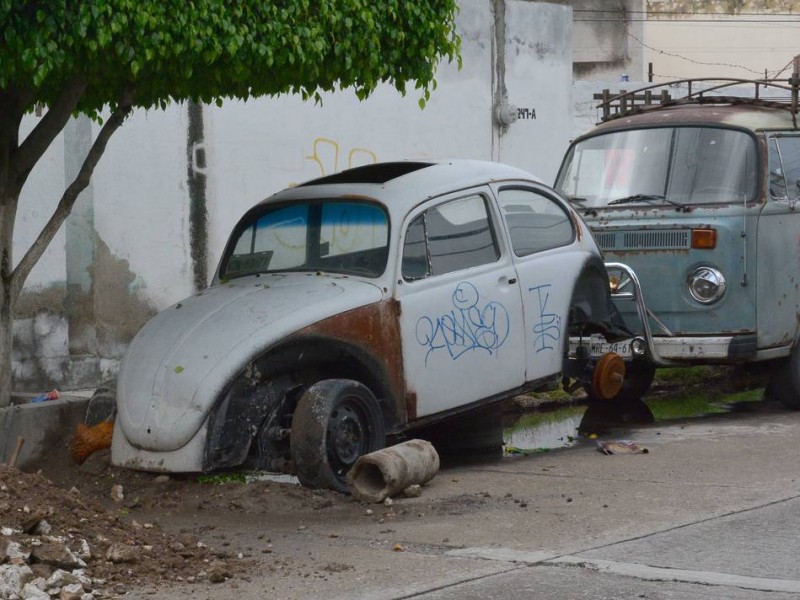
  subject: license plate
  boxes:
[589,339,631,358]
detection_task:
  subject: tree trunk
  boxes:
[0,95,21,408]
[0,183,20,409]
[0,278,12,408]
[0,188,19,409]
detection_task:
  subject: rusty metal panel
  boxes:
[298,299,408,424]
[593,104,797,135]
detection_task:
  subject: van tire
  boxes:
[290,379,385,493]
[768,354,800,410]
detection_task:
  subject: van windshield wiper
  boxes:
[565,195,587,205]
[607,193,690,212]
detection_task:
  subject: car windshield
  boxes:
[555,126,759,208]
[220,200,389,279]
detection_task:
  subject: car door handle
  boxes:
[508,278,517,285]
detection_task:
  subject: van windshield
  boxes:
[556,127,759,208]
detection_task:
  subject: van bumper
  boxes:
[571,333,758,364]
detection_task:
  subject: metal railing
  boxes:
[594,56,800,127]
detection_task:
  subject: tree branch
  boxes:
[10,89,134,303]
[13,76,87,188]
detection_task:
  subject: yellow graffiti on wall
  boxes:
[271,138,382,255]
[305,137,378,176]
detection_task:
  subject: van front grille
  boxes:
[595,230,691,251]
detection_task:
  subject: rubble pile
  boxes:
[0,465,239,598]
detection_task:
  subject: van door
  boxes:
[756,134,800,349]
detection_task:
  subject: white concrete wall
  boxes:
[12,0,579,390]
[500,2,573,179]
[571,0,647,81]
[645,14,800,81]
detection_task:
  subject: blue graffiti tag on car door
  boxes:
[529,283,562,352]
[415,281,510,364]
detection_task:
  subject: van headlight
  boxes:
[687,267,726,304]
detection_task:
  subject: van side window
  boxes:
[498,188,574,256]
[401,195,500,280]
[769,136,800,201]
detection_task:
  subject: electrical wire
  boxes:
[574,9,800,17]
[576,18,800,22]
[624,27,793,78]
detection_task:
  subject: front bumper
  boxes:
[571,262,768,367]
[111,418,207,473]
[571,333,759,364]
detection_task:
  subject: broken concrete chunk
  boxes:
[60,582,85,600]
[21,509,49,534]
[1,540,30,566]
[76,540,91,561]
[402,485,422,498]
[21,581,50,600]
[110,485,124,503]
[207,561,231,584]
[105,544,138,564]
[30,543,86,570]
[0,564,34,598]
[32,520,52,536]
[46,569,81,592]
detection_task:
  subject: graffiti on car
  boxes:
[415,281,510,364]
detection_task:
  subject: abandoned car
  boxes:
[112,159,627,491]
[556,77,800,406]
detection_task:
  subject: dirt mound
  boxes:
[0,464,246,595]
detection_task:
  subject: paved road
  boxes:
[131,399,800,599]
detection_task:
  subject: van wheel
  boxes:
[767,353,800,410]
[290,379,385,493]
[585,361,656,403]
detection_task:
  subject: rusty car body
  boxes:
[112,160,626,491]
[556,75,800,406]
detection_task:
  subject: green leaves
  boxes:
[1,0,460,116]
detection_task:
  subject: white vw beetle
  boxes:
[112,160,627,491]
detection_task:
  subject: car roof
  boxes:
[257,159,544,215]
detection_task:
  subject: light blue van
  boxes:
[555,77,800,407]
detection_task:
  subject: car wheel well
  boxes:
[204,337,397,474]
[569,256,630,340]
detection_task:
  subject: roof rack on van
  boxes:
[595,57,800,128]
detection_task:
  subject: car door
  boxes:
[395,188,525,419]
[494,185,588,383]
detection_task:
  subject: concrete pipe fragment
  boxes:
[346,439,440,503]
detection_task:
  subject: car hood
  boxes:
[115,273,383,453]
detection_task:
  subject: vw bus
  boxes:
[555,76,800,407]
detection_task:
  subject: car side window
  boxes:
[402,194,500,280]
[498,188,574,256]
[769,136,800,201]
